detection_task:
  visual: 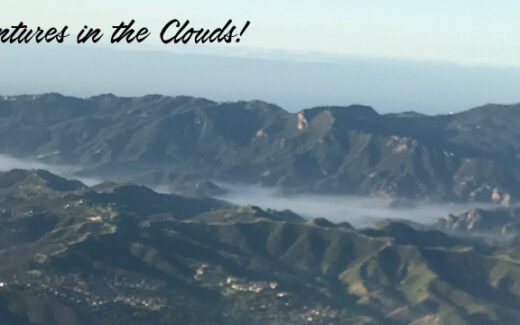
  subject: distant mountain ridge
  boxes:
[1,93,520,202]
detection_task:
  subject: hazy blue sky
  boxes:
[1,1,520,113]
[2,0,519,66]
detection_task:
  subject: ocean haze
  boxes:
[1,45,520,114]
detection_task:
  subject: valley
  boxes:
[0,169,520,324]
[1,94,520,324]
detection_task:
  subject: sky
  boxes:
[1,1,520,113]
[1,0,519,66]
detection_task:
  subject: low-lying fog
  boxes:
[0,154,101,186]
[0,154,499,228]
[218,184,498,228]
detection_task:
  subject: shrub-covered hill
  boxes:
[1,170,520,324]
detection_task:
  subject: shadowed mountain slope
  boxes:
[1,170,520,324]
[1,94,519,203]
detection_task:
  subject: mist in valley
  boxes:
[0,154,102,186]
[218,184,499,228]
[0,154,499,228]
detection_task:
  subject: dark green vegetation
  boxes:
[1,94,520,202]
[2,170,520,324]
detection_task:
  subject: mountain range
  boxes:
[1,93,519,203]
[2,169,520,324]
